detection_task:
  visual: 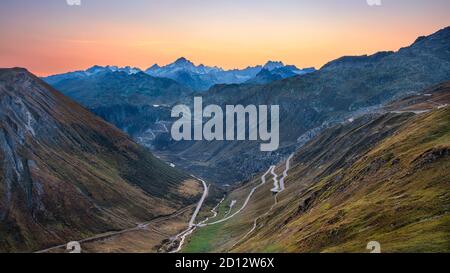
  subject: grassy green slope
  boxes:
[237,107,450,253]
[185,106,449,253]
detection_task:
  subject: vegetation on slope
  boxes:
[236,107,450,253]
[185,95,449,253]
[0,68,199,252]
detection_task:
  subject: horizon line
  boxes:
[10,25,450,77]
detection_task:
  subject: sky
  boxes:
[0,0,449,76]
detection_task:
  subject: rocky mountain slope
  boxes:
[46,70,192,136]
[183,84,450,253]
[0,68,200,253]
[156,26,450,184]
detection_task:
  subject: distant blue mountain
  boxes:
[45,59,314,91]
[44,65,142,85]
[145,58,315,90]
[247,62,316,84]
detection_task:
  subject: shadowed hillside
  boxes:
[0,68,201,253]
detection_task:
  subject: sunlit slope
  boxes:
[185,105,449,253]
[239,108,450,253]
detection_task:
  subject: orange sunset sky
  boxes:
[0,0,449,76]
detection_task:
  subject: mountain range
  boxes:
[1,26,449,253]
[145,58,315,90]
[44,65,143,85]
[42,59,316,142]
[150,26,450,184]
[45,59,315,92]
[42,27,450,185]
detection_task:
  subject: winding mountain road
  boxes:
[270,166,280,193]
[279,154,294,192]
[202,166,274,226]
[170,177,209,253]
[188,177,209,227]
[391,99,448,114]
[198,196,225,226]
[169,154,294,252]
[35,205,195,253]
[232,154,294,248]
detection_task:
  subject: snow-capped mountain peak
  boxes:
[263,61,285,71]
[146,57,223,77]
[85,65,142,75]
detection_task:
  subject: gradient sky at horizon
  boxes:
[0,0,449,76]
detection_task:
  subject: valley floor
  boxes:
[36,179,206,253]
